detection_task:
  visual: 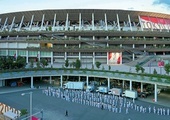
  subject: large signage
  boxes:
[139,16,170,30]
[108,52,122,64]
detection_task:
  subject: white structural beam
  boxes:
[31,76,34,88]
[60,75,63,88]
[116,14,120,31]
[40,14,45,31]
[104,13,108,31]
[107,77,110,90]
[2,17,8,31]
[9,16,15,32]
[65,13,69,30]
[51,52,53,66]
[154,84,158,102]
[141,83,143,92]
[86,76,89,87]
[122,80,125,88]
[128,14,132,31]
[52,14,56,31]
[18,16,24,31]
[93,52,95,65]
[92,13,94,30]
[129,80,132,91]
[50,76,52,84]
[29,15,34,31]
[138,15,143,31]
[79,13,81,30]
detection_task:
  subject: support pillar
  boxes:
[79,52,81,60]
[92,13,94,30]
[52,14,56,31]
[129,80,132,91]
[104,13,108,31]
[93,52,95,65]
[86,76,89,87]
[60,75,63,88]
[79,76,81,82]
[51,52,53,66]
[107,52,109,65]
[128,14,132,31]
[65,13,69,30]
[49,76,52,84]
[154,84,157,102]
[2,17,8,31]
[40,14,45,31]
[116,14,120,31]
[26,51,28,63]
[141,83,143,92]
[107,77,110,90]
[18,16,24,31]
[31,76,34,88]
[29,15,34,31]
[122,80,125,88]
[79,13,81,30]
[138,15,143,31]
[9,16,15,32]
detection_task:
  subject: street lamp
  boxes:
[21,92,33,120]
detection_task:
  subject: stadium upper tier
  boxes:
[0,9,170,65]
[0,9,170,32]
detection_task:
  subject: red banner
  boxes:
[108,52,122,64]
[139,16,170,30]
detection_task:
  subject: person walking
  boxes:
[65,110,68,116]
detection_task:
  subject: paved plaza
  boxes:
[0,87,170,120]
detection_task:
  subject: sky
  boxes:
[0,0,170,14]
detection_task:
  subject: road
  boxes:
[0,89,170,120]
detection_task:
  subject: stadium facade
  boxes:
[0,9,170,66]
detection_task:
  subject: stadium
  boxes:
[0,9,170,119]
[0,9,170,66]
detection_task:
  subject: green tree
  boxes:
[135,64,140,73]
[48,26,52,31]
[75,59,81,69]
[141,67,145,73]
[65,59,69,68]
[40,59,48,68]
[30,59,34,68]
[153,68,157,74]
[15,56,26,69]
[36,61,41,68]
[108,65,111,71]
[72,61,76,68]
[164,63,170,74]
[95,61,101,69]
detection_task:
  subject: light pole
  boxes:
[21,92,33,120]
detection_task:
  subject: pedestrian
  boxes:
[65,110,68,116]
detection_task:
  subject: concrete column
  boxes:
[79,13,81,30]
[65,13,69,30]
[138,15,143,31]
[51,52,53,66]
[122,80,125,88]
[40,14,45,30]
[2,17,8,31]
[141,83,143,92]
[49,76,52,84]
[29,15,34,31]
[60,75,63,88]
[128,14,132,31]
[52,14,56,31]
[154,84,157,102]
[108,77,110,90]
[9,16,15,32]
[18,15,24,31]
[93,52,95,65]
[79,52,81,60]
[86,76,89,87]
[79,76,81,82]
[116,14,120,31]
[107,52,109,65]
[129,80,132,91]
[92,13,94,30]
[38,51,40,61]
[31,76,34,88]
[26,51,28,63]
[132,54,135,61]
[104,13,108,31]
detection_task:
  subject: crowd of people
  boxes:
[42,87,170,116]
